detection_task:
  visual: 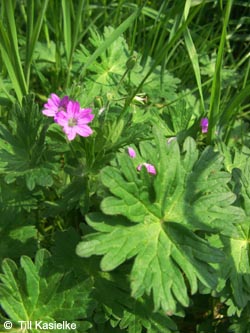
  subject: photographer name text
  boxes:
[18,320,77,330]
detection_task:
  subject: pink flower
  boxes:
[137,163,156,175]
[200,117,209,133]
[56,101,94,141]
[42,94,69,118]
[128,147,136,158]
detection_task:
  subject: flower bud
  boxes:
[126,55,137,70]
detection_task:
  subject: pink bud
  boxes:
[128,147,136,158]
[200,118,209,133]
[137,163,156,175]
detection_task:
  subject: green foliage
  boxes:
[74,26,180,108]
[229,303,250,333]
[0,95,56,190]
[0,1,250,331]
[0,1,28,102]
[0,211,37,264]
[76,128,244,315]
[206,0,233,144]
[40,228,178,333]
[0,249,95,332]
[209,146,250,316]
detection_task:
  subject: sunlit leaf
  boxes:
[0,249,95,332]
[77,128,244,313]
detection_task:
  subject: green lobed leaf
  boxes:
[0,249,96,332]
[0,210,37,263]
[77,127,244,313]
[92,269,179,333]
[0,179,38,213]
[213,148,250,311]
[0,95,58,191]
[74,26,179,108]
[51,227,178,333]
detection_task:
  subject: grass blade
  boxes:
[121,3,202,114]
[183,27,205,113]
[0,41,24,103]
[207,0,233,144]
[220,83,250,143]
[63,0,86,87]
[62,0,72,64]
[25,0,49,88]
[0,0,28,102]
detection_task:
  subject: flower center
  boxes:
[68,117,78,127]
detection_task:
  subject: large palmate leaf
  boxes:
[77,128,245,313]
[0,249,96,333]
[91,267,178,333]
[74,26,179,107]
[51,228,178,333]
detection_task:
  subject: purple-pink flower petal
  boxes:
[128,147,136,158]
[137,163,156,175]
[55,111,68,126]
[77,109,95,124]
[59,96,69,108]
[64,127,78,141]
[42,93,69,118]
[66,100,79,118]
[200,117,209,133]
[76,125,93,137]
[55,100,94,141]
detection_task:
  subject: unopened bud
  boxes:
[94,96,104,109]
[126,55,137,70]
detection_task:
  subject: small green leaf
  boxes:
[0,209,37,263]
